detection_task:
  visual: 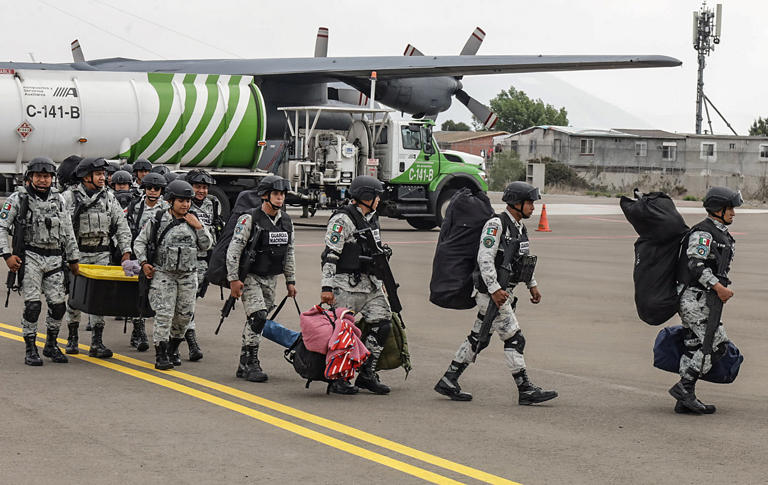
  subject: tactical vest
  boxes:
[494,213,530,268]
[332,205,381,275]
[72,189,111,240]
[677,218,734,288]
[247,207,293,276]
[475,213,535,293]
[22,190,67,248]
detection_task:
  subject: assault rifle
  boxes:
[701,241,733,375]
[215,224,263,335]
[355,227,403,315]
[5,194,29,307]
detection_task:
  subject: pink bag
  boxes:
[299,305,355,354]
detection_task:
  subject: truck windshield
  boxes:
[401,125,422,150]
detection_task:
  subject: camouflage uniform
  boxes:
[452,212,536,372]
[322,205,392,394]
[436,208,557,404]
[227,209,295,347]
[321,208,391,323]
[0,187,80,337]
[677,218,733,377]
[62,183,132,332]
[188,195,219,331]
[127,196,169,239]
[133,210,212,343]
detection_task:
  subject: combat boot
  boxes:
[154,342,173,370]
[669,375,709,414]
[514,369,558,405]
[434,361,472,401]
[88,326,113,359]
[24,334,43,366]
[235,346,247,378]
[355,354,390,395]
[328,379,359,395]
[168,337,184,367]
[130,319,149,352]
[42,328,68,363]
[675,400,716,415]
[65,323,79,355]
[244,344,268,382]
[185,328,203,361]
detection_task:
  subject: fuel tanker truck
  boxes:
[0,69,487,229]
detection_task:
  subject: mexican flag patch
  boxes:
[332,223,343,233]
[698,235,711,247]
[2,201,11,211]
[486,227,497,236]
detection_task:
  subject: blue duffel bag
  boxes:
[653,325,744,384]
[261,296,300,348]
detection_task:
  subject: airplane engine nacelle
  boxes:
[0,70,267,169]
[344,76,459,117]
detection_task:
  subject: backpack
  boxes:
[285,335,328,387]
[357,312,411,376]
[429,188,494,309]
[206,189,263,287]
[620,192,689,325]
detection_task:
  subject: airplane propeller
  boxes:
[314,27,329,58]
[404,27,498,129]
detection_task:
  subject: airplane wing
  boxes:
[1,54,681,80]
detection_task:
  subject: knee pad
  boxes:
[23,300,42,323]
[468,330,487,354]
[48,302,67,321]
[369,319,391,344]
[247,310,268,334]
[504,331,526,354]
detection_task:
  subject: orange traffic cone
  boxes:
[536,204,552,232]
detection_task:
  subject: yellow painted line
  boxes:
[0,328,460,484]
[0,322,520,485]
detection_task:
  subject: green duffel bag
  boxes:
[357,312,412,376]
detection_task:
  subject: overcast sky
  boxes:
[1,0,764,135]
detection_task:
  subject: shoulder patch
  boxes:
[2,201,11,211]
[331,223,344,233]
[482,236,495,248]
[698,235,711,247]
[696,246,707,256]
[486,227,497,236]
[329,233,341,244]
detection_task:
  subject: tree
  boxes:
[440,120,471,131]
[487,150,525,191]
[486,86,568,133]
[749,117,768,136]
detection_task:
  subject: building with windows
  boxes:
[495,126,768,196]
[434,130,508,158]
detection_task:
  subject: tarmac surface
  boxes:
[1,193,767,484]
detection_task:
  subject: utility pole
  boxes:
[693,2,722,135]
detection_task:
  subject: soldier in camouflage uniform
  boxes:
[133,180,211,370]
[181,169,223,362]
[125,172,168,352]
[111,170,135,210]
[435,181,558,405]
[320,176,392,395]
[669,187,741,415]
[228,175,295,383]
[62,157,132,359]
[0,158,80,365]
[131,159,152,197]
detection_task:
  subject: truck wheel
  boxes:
[435,188,458,226]
[406,218,437,230]
[208,185,231,221]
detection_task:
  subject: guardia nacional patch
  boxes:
[483,236,495,248]
[330,233,340,244]
[697,246,707,256]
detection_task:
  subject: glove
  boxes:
[122,259,141,276]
